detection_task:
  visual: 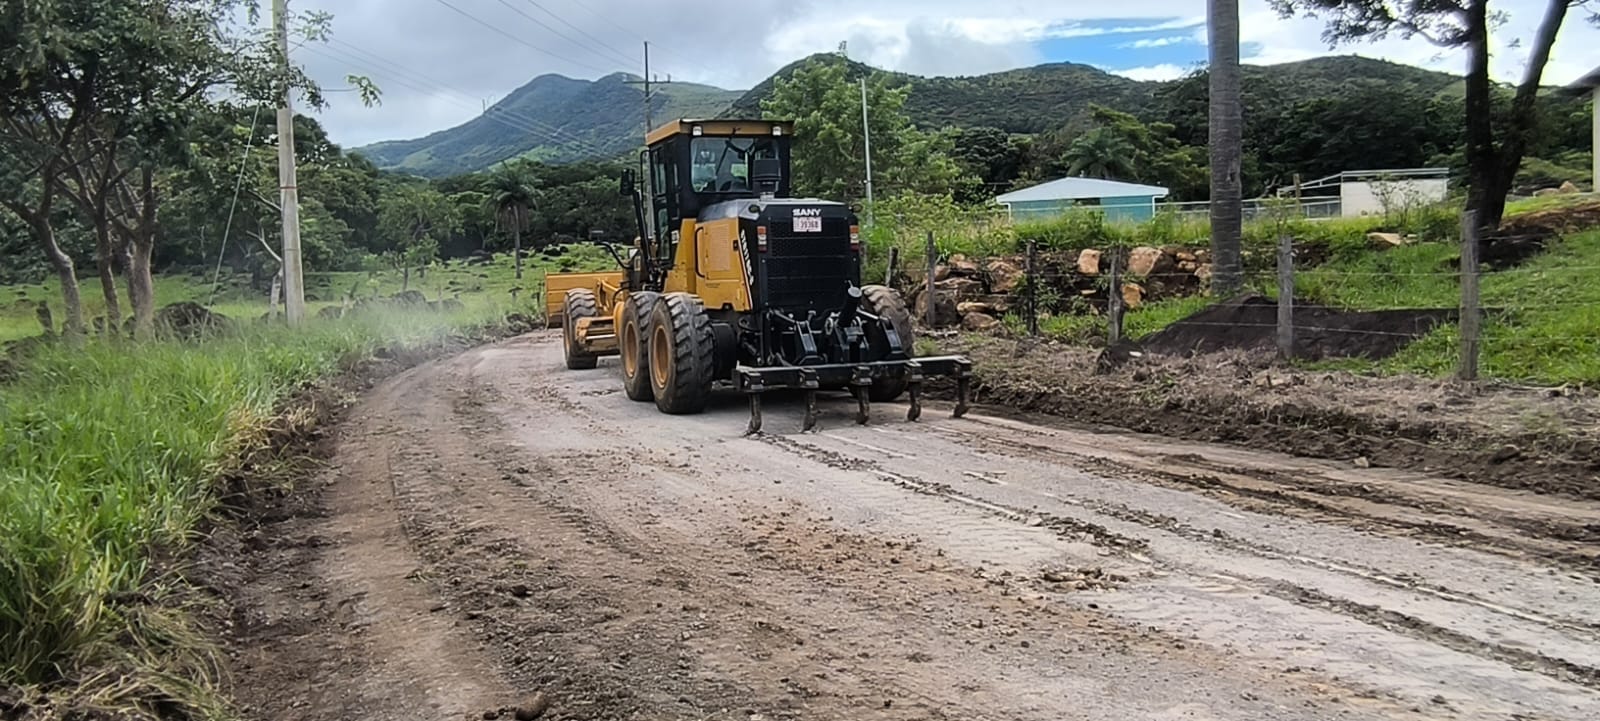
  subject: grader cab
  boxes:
[545,119,971,433]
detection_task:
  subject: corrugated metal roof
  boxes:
[994,177,1170,204]
[1566,65,1600,93]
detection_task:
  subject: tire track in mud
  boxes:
[1166,454,1600,545]
[753,432,1150,557]
[933,420,1600,572]
[438,371,1347,720]
[758,424,1600,694]
[1268,582,1600,692]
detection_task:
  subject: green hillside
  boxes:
[355,72,740,176]
[355,54,1481,178]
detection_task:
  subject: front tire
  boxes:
[862,285,914,401]
[648,293,715,414]
[562,289,599,370]
[620,290,659,401]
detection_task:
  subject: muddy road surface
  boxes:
[227,333,1600,721]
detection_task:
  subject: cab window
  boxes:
[689,137,779,193]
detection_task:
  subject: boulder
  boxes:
[1127,246,1176,278]
[391,289,428,305]
[978,294,1012,314]
[1077,248,1103,276]
[1120,283,1145,310]
[947,253,981,276]
[155,302,235,339]
[1177,260,1200,273]
[1559,180,1581,194]
[957,301,996,316]
[1367,232,1407,249]
[1533,187,1562,197]
[1194,263,1215,286]
[986,258,1024,293]
[962,312,1001,332]
[934,276,985,303]
[1174,250,1198,263]
[913,288,960,328]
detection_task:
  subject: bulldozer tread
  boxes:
[562,289,600,370]
[649,292,715,415]
[620,291,659,401]
[862,285,914,402]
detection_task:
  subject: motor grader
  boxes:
[544,118,971,433]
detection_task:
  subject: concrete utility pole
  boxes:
[860,77,874,223]
[643,41,653,135]
[273,0,306,325]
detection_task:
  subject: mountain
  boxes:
[357,55,1468,177]
[356,73,741,177]
[723,56,1158,133]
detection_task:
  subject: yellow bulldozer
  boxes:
[544,118,971,433]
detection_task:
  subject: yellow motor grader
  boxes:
[544,118,971,433]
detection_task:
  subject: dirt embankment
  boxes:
[941,335,1600,500]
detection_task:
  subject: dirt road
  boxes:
[224,333,1600,721]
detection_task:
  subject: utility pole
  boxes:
[860,77,874,224]
[643,41,653,135]
[273,0,306,325]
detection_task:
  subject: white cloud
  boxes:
[292,0,1600,147]
[1112,64,1190,82]
[1122,36,1189,49]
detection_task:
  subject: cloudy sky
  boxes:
[290,0,1600,148]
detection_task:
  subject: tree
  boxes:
[1062,128,1137,180]
[1,1,367,337]
[1272,0,1599,233]
[486,161,537,279]
[1209,0,1246,295]
[377,184,456,290]
[760,57,971,203]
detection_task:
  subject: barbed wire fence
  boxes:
[877,206,1588,384]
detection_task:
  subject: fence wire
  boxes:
[890,215,1597,382]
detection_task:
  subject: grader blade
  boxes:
[734,356,971,434]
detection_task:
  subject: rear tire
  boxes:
[648,293,715,414]
[620,290,659,401]
[562,289,599,370]
[862,285,914,402]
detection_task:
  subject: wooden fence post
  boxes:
[1458,210,1481,381]
[1276,232,1294,358]
[924,230,937,328]
[885,246,899,288]
[1107,248,1124,345]
[1026,239,1039,336]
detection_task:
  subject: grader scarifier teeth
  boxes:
[736,356,972,435]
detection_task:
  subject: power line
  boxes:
[521,0,640,67]
[542,0,693,75]
[311,40,617,159]
[300,50,618,164]
[490,0,637,69]
[323,38,605,152]
[428,0,616,75]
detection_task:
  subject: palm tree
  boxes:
[486,161,537,279]
[1208,0,1244,295]
[1062,128,1137,180]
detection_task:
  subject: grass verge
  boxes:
[1292,228,1600,384]
[0,305,515,717]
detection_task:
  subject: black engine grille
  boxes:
[764,233,853,312]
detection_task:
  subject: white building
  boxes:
[1286,168,1451,218]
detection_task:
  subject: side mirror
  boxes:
[619,169,635,197]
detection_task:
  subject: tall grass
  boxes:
[0,307,499,692]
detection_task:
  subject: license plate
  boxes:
[794,216,822,233]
